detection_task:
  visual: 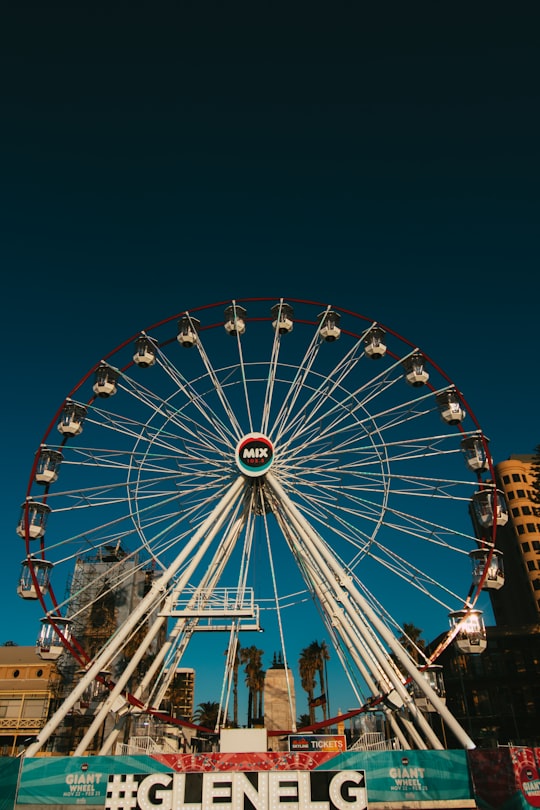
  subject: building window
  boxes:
[503,475,510,484]
[523,542,531,552]
[534,579,540,591]
[22,698,46,719]
[13,670,19,678]
[512,508,520,517]
[533,541,540,552]
[1,699,22,717]
[36,669,43,677]
[471,689,492,716]
[522,506,532,515]
[527,523,536,532]
[512,474,521,482]
[507,491,515,500]
[517,525,525,535]
[527,561,536,571]
[517,489,526,498]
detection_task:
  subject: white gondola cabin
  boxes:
[224,305,247,336]
[177,315,201,347]
[37,617,72,660]
[133,334,158,367]
[16,499,51,540]
[412,665,446,712]
[17,559,53,599]
[35,447,63,485]
[57,400,87,437]
[461,434,490,473]
[436,388,466,425]
[449,609,487,654]
[364,326,387,359]
[402,352,429,387]
[318,310,341,342]
[471,489,509,528]
[469,548,505,590]
[93,363,119,398]
[271,302,294,334]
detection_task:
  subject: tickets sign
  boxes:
[289,735,347,753]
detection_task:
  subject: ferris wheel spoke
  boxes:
[274,338,431,456]
[296,481,476,551]
[270,323,325,443]
[275,345,402,452]
[130,336,239,446]
[88,394,235,462]
[260,300,293,436]
[283,384,438,465]
[154,341,243,446]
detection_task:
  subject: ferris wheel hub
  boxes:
[235,433,274,477]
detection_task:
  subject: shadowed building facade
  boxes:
[430,452,540,747]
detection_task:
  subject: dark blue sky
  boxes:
[1,4,538,713]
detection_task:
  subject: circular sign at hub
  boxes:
[236,433,274,477]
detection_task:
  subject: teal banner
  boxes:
[18,755,171,805]
[0,757,21,810]
[321,749,473,804]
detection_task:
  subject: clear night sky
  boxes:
[1,4,538,714]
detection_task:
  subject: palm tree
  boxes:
[308,640,330,720]
[254,666,265,725]
[240,645,264,727]
[298,645,317,724]
[193,701,221,731]
[398,623,426,664]
[297,713,311,728]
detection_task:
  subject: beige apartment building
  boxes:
[0,645,62,756]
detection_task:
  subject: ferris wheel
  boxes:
[17,298,507,755]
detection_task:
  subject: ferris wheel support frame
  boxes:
[276,515,416,750]
[73,478,249,757]
[98,512,249,755]
[266,472,477,750]
[25,476,245,757]
[266,472,443,750]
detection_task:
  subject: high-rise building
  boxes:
[429,452,540,748]
[166,667,195,720]
[491,455,540,626]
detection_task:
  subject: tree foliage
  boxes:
[531,444,540,508]
[193,701,222,730]
[240,645,265,727]
[398,623,426,664]
[299,640,330,723]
